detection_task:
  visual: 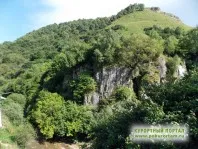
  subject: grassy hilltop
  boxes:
[109,9,191,35]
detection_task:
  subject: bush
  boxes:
[2,102,24,125]
[164,36,178,56]
[0,76,6,86]
[111,25,126,31]
[114,86,137,101]
[166,55,182,79]
[14,123,36,148]
[7,93,26,107]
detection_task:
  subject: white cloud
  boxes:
[36,0,137,27]
[32,0,180,29]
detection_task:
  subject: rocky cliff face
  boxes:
[158,57,167,83]
[79,57,187,105]
[88,57,168,104]
[96,67,133,98]
[157,57,187,82]
[176,63,187,78]
[84,67,133,105]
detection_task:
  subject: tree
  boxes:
[164,36,178,56]
[31,91,64,138]
[146,29,162,40]
[51,53,76,73]
[151,7,160,11]
[92,30,121,66]
[92,99,164,149]
[175,27,184,36]
[138,4,145,11]
[55,101,95,138]
[70,74,96,104]
[179,27,198,68]
[166,55,182,80]
[14,123,36,148]
[2,53,26,65]
[31,91,95,139]
[145,70,198,148]
[117,34,163,97]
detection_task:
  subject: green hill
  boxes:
[0,4,197,149]
[109,9,191,35]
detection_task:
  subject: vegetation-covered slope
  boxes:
[110,9,191,35]
[0,3,197,149]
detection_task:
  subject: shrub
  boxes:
[114,86,137,101]
[7,93,26,107]
[2,102,24,125]
[14,123,36,148]
[111,25,126,31]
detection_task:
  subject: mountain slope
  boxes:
[0,5,197,149]
[109,9,191,35]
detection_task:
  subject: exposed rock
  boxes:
[84,94,92,105]
[91,92,100,105]
[158,57,167,83]
[71,66,133,104]
[94,67,133,101]
[176,63,187,78]
[84,92,100,105]
[72,58,187,105]
[158,57,187,81]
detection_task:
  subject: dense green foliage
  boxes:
[144,70,198,149]
[117,34,163,96]
[113,86,136,101]
[179,27,198,68]
[31,91,65,138]
[70,74,97,104]
[0,93,35,148]
[111,3,145,21]
[31,90,94,139]
[0,4,197,149]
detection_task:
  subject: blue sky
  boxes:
[0,0,197,43]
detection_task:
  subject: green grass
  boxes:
[0,114,19,148]
[0,114,16,144]
[109,9,191,35]
[0,129,15,144]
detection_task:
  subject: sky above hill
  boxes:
[0,0,197,43]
